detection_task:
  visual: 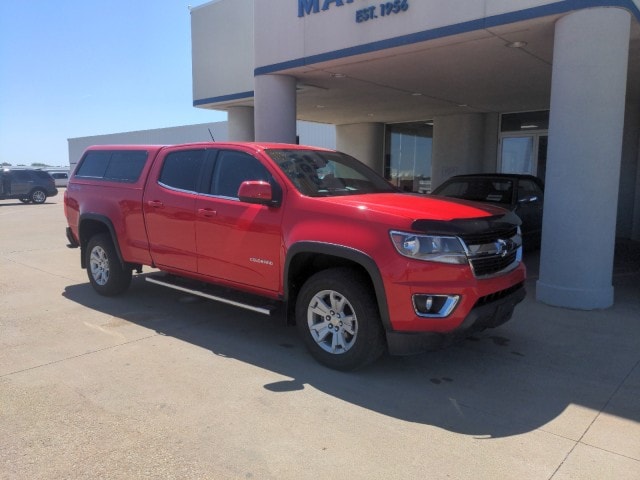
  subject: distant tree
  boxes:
[31,162,51,168]
[1,162,11,167]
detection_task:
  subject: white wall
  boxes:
[431,113,486,189]
[336,123,385,171]
[67,121,336,170]
[297,121,336,148]
[67,122,228,169]
[191,0,254,104]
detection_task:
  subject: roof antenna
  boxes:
[208,128,215,141]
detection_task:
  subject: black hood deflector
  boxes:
[411,211,521,237]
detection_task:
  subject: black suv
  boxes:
[0,169,58,204]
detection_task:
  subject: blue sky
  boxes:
[0,0,225,167]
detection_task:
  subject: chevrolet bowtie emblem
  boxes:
[496,239,509,258]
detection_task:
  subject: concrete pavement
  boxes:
[1,198,638,479]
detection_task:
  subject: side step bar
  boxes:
[145,273,279,316]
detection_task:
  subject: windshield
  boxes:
[434,178,514,204]
[266,149,396,197]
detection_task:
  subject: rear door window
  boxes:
[12,171,32,181]
[158,150,206,193]
[32,171,53,180]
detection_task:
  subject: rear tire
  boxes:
[30,188,47,204]
[296,268,385,371]
[86,233,132,296]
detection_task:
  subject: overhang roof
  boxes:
[197,9,640,125]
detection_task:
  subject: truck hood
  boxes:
[317,193,507,222]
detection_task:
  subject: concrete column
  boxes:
[227,106,255,141]
[336,123,384,172]
[483,113,500,172]
[254,74,297,143]
[537,8,631,309]
[431,113,485,189]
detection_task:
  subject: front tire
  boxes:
[296,268,385,371]
[86,233,132,296]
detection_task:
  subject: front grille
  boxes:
[457,224,521,278]
[459,227,518,246]
[470,250,518,277]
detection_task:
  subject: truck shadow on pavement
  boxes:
[63,271,640,440]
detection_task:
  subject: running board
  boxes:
[145,273,279,316]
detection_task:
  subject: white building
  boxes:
[70,0,640,311]
[190,0,640,310]
[67,120,336,170]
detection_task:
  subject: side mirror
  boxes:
[238,181,280,207]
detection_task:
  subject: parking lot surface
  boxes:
[1,198,639,479]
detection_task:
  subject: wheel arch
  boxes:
[78,214,125,269]
[284,242,391,331]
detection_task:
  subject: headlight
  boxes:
[389,231,468,264]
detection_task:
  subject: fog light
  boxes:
[425,296,433,311]
[413,294,460,318]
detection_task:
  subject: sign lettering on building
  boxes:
[298,0,410,23]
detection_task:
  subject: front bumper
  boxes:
[385,282,526,355]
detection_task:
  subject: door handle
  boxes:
[198,208,217,217]
[147,200,164,208]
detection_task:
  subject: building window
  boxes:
[500,111,549,132]
[385,122,433,193]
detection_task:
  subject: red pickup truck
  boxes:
[64,142,526,370]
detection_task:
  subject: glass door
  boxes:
[499,111,548,181]
[499,133,548,181]
[500,135,535,174]
[384,122,433,193]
